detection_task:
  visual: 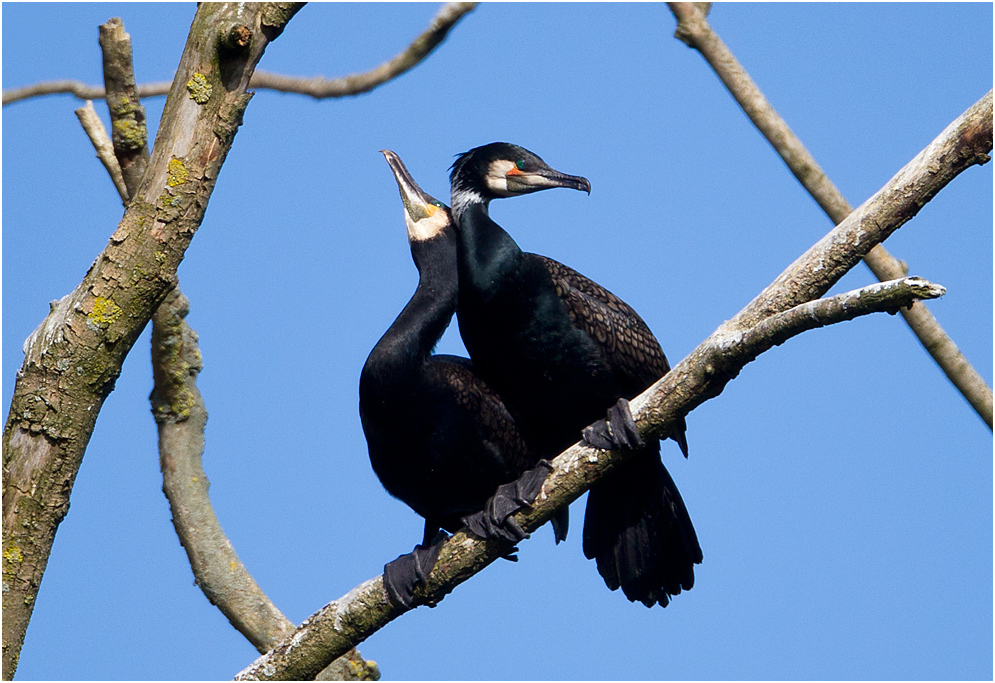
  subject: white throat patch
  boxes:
[405,205,450,242]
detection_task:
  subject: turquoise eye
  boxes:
[515,159,526,171]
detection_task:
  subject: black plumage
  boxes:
[360,150,559,607]
[449,142,702,607]
[361,151,534,544]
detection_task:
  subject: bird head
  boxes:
[450,142,592,205]
[381,149,451,243]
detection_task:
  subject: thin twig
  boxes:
[666,2,993,429]
[74,100,128,203]
[234,92,989,683]
[2,3,477,107]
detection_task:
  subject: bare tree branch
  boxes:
[74,16,377,678]
[151,289,298,650]
[149,288,378,680]
[94,17,298,655]
[1,3,477,107]
[1,5,304,678]
[99,17,149,197]
[74,100,129,203]
[667,2,994,430]
[234,88,989,683]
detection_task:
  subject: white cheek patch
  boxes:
[405,208,449,242]
[485,159,518,197]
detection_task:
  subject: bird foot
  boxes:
[383,529,449,610]
[462,459,554,543]
[581,398,645,451]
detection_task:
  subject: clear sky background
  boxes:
[3,3,992,680]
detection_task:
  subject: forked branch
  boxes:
[1,5,303,678]
[234,88,990,683]
[666,2,993,429]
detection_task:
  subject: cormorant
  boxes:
[360,150,557,608]
[449,142,702,607]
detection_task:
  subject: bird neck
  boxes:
[452,200,524,296]
[365,236,459,382]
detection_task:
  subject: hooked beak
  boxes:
[507,165,591,196]
[381,149,444,221]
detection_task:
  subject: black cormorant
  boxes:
[449,142,702,607]
[360,150,557,608]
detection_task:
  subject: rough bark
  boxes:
[667,2,993,429]
[1,3,477,106]
[85,15,375,677]
[234,91,989,683]
[1,4,303,678]
[98,17,149,199]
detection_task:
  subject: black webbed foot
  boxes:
[462,460,553,543]
[383,530,448,610]
[581,398,645,451]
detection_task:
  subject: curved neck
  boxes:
[366,235,459,380]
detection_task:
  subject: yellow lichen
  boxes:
[4,543,23,564]
[89,297,123,326]
[167,159,188,187]
[112,117,147,151]
[186,72,212,104]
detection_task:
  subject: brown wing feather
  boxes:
[530,253,671,394]
[434,355,533,474]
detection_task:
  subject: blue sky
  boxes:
[3,3,992,680]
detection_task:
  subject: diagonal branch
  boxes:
[1,3,477,107]
[74,100,129,203]
[234,88,989,683]
[1,4,304,679]
[666,2,993,429]
[82,16,377,679]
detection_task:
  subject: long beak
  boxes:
[508,165,592,195]
[381,149,443,221]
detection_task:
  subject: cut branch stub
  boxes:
[99,17,148,196]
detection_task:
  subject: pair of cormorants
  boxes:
[360,143,701,610]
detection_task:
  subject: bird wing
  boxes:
[531,253,689,457]
[432,355,533,474]
[530,253,672,392]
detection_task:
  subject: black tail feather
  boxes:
[582,440,701,607]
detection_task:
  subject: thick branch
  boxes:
[1,4,303,678]
[667,2,994,429]
[2,3,476,106]
[99,17,150,197]
[234,92,983,683]
[80,16,375,677]
[74,100,129,203]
